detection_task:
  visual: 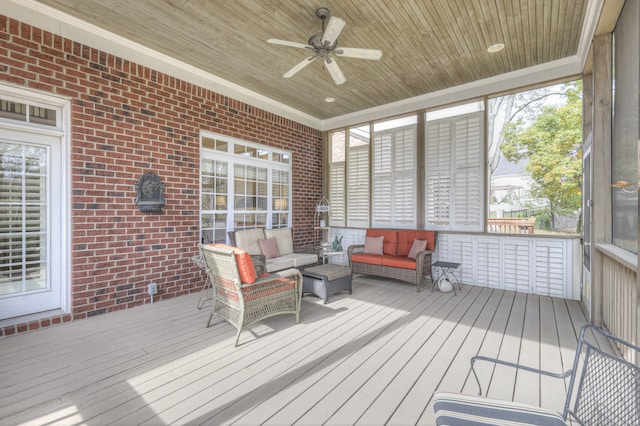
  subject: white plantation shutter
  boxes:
[435,234,577,298]
[476,237,502,288]
[503,238,531,293]
[394,126,417,226]
[372,132,392,224]
[329,162,346,226]
[425,120,451,229]
[426,112,483,231]
[533,240,565,297]
[347,143,370,227]
[451,235,474,284]
[453,115,483,229]
[372,125,417,228]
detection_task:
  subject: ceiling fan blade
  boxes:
[335,47,383,60]
[283,56,317,78]
[321,16,346,46]
[325,57,346,85]
[267,39,312,50]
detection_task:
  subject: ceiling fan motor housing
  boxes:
[308,33,336,55]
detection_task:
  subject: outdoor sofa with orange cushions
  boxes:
[348,229,436,291]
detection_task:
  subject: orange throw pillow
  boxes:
[208,244,257,284]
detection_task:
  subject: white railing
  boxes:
[488,217,536,234]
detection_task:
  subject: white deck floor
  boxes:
[0,275,596,425]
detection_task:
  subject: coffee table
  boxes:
[302,264,352,304]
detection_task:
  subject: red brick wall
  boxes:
[0,16,322,337]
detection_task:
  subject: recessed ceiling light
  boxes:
[487,43,505,53]
[325,97,335,103]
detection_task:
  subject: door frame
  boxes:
[0,85,70,322]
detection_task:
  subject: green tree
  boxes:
[500,81,582,231]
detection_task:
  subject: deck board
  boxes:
[0,275,602,425]
[514,294,540,407]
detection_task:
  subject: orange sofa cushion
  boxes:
[397,230,436,257]
[380,255,417,270]
[351,253,384,266]
[208,243,257,284]
[366,229,399,256]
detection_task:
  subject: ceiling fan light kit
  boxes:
[267,7,383,85]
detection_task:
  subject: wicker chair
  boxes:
[199,244,303,347]
[433,323,640,425]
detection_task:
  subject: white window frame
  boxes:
[200,132,292,243]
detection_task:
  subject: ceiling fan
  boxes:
[267,7,383,85]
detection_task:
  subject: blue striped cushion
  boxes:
[433,392,568,426]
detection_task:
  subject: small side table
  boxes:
[321,250,346,264]
[432,261,463,295]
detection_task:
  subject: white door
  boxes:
[0,128,65,319]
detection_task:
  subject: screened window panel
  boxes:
[611,0,639,254]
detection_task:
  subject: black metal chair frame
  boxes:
[470,323,640,425]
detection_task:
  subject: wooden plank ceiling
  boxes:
[34,0,588,120]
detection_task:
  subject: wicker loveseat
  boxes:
[228,228,318,272]
[348,229,436,291]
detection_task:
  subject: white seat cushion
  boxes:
[291,253,318,268]
[265,253,317,272]
[265,255,296,272]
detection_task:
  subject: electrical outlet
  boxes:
[147,282,158,295]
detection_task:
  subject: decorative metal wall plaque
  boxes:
[135,171,165,213]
